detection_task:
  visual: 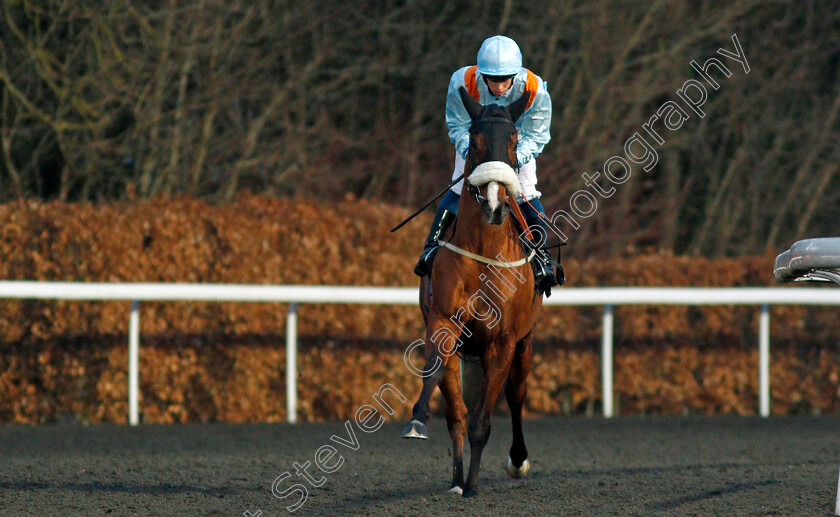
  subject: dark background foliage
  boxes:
[1,0,838,258]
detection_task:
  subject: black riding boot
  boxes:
[520,200,563,296]
[414,208,457,277]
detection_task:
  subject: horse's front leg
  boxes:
[402,315,462,440]
[440,356,468,493]
[463,337,516,497]
[504,332,533,479]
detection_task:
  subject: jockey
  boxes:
[414,35,562,294]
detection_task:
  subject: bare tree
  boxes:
[0,0,838,256]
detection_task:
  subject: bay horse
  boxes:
[402,86,542,498]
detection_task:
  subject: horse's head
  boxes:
[459,86,529,225]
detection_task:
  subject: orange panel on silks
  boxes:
[463,65,539,110]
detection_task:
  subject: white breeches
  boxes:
[449,152,541,201]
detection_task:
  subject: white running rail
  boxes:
[2,282,840,425]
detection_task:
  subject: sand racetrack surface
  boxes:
[1,415,838,516]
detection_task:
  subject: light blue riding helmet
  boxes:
[476,35,523,76]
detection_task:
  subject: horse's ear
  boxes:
[459,86,483,121]
[507,91,530,123]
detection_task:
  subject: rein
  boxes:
[507,195,533,240]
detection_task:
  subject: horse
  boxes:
[402,86,543,498]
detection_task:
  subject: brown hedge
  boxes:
[0,195,838,423]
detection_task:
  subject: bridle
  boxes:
[436,104,540,270]
[466,114,519,206]
[466,183,488,205]
[470,116,516,131]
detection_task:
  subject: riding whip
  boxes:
[390,173,465,232]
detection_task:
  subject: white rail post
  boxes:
[602,304,614,418]
[759,304,770,418]
[286,303,298,424]
[835,461,840,515]
[128,301,140,426]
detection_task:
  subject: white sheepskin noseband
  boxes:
[467,161,522,198]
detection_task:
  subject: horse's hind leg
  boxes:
[504,332,533,479]
[463,338,515,497]
[440,357,468,494]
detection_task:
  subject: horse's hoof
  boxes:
[401,419,429,439]
[462,487,478,498]
[447,486,463,495]
[505,457,530,479]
